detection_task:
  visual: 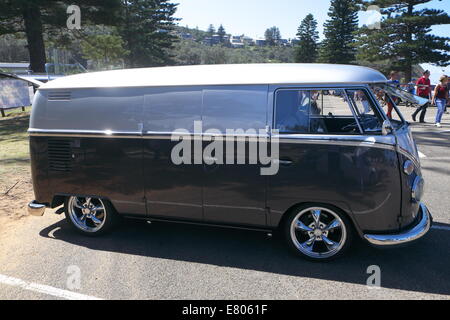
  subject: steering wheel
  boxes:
[341,121,359,132]
[341,117,379,133]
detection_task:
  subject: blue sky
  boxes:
[175,0,450,40]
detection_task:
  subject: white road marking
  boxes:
[431,225,450,231]
[0,274,102,300]
[418,151,427,159]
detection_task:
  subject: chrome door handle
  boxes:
[273,159,293,166]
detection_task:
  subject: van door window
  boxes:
[345,89,384,133]
[371,85,406,129]
[275,89,384,135]
[310,89,360,134]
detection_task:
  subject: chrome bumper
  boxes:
[364,203,432,246]
[28,200,46,216]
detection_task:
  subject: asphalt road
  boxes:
[0,106,449,300]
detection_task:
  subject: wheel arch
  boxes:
[275,201,363,237]
[52,194,118,212]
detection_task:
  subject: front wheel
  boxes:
[283,204,353,261]
[64,196,117,236]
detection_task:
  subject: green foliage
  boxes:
[356,0,450,80]
[81,34,129,70]
[172,39,295,65]
[319,0,359,64]
[264,26,282,46]
[0,34,28,62]
[172,39,203,65]
[118,0,179,68]
[295,14,319,63]
[176,25,208,41]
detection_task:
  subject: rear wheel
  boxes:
[64,196,117,236]
[283,204,353,261]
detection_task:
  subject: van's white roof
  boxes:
[40,63,388,90]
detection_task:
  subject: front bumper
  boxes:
[28,200,46,216]
[364,203,432,246]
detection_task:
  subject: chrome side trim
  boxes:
[29,128,141,139]
[147,200,202,208]
[273,134,396,151]
[29,129,397,150]
[364,203,432,246]
[28,200,46,216]
[204,204,266,212]
[147,131,269,141]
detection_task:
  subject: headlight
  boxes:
[412,176,424,203]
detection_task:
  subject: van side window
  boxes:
[275,89,384,135]
[275,90,311,133]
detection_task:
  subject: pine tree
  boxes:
[207,24,216,37]
[0,0,120,73]
[356,0,450,81]
[119,0,179,68]
[217,24,226,44]
[81,34,129,70]
[319,0,359,64]
[295,14,319,63]
[264,26,281,46]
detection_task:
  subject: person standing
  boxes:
[405,78,416,107]
[412,70,432,123]
[431,75,449,128]
[446,79,450,114]
[386,71,400,118]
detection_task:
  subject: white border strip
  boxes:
[0,274,102,300]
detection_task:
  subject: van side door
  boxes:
[268,87,402,232]
[201,85,269,226]
[143,87,203,220]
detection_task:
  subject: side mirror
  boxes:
[382,120,394,136]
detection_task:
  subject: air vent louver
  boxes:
[48,139,73,172]
[48,92,71,101]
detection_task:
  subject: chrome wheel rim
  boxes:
[290,207,347,259]
[68,196,106,233]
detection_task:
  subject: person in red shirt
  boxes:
[412,70,431,123]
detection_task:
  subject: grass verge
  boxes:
[0,109,33,219]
